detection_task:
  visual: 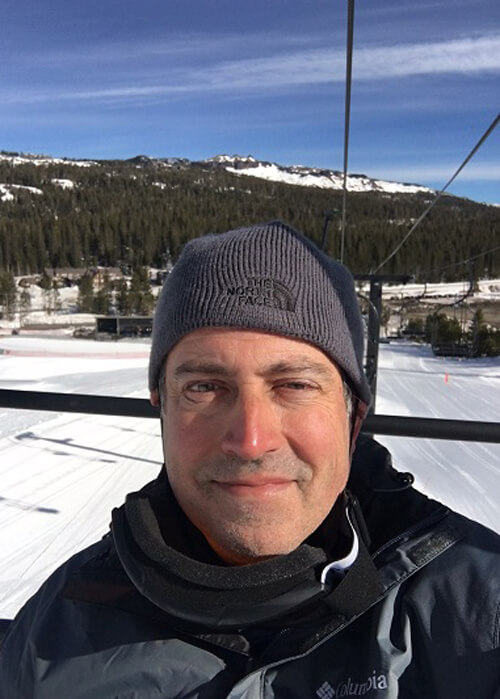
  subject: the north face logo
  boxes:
[224,277,295,311]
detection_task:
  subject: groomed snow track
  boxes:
[0,337,499,620]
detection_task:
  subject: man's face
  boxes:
[160,328,351,565]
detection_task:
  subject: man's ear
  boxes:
[349,398,368,459]
[150,389,160,407]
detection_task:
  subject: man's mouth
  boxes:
[213,477,295,497]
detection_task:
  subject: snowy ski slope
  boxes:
[0,336,498,619]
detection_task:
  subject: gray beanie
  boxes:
[149,221,371,406]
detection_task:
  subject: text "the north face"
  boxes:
[225,277,295,311]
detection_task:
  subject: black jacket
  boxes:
[1,436,499,698]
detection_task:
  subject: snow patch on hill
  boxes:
[0,183,44,202]
[0,152,96,168]
[51,178,75,190]
[222,159,434,194]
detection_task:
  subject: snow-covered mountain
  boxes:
[0,152,96,168]
[1,150,435,197]
[199,154,435,195]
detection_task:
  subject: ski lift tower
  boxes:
[354,274,411,413]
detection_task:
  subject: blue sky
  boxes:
[2,0,499,203]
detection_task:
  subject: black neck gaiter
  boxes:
[111,470,375,629]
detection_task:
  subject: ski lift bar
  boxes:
[0,389,157,419]
[366,414,500,443]
[0,389,499,444]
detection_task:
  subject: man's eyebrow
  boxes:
[173,362,231,379]
[172,358,335,380]
[261,361,334,379]
[173,357,332,379]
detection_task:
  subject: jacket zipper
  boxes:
[371,506,450,563]
[228,507,459,696]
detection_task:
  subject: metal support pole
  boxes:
[340,0,355,265]
[365,279,382,413]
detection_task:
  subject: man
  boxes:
[0,221,499,698]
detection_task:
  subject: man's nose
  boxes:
[220,391,283,460]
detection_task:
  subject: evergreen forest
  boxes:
[0,156,498,281]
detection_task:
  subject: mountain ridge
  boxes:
[1,150,437,198]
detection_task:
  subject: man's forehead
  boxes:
[166,327,341,378]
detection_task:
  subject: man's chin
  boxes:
[203,525,305,565]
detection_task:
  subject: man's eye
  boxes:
[186,382,219,393]
[279,381,315,391]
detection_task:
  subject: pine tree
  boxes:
[128,267,154,315]
[19,287,32,325]
[115,278,130,315]
[39,270,53,314]
[20,287,31,312]
[0,271,17,320]
[469,309,500,357]
[425,313,462,345]
[77,273,95,313]
[51,279,62,313]
[93,272,112,315]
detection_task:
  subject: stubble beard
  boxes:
[169,453,326,561]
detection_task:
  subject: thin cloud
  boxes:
[208,34,500,87]
[3,31,317,69]
[3,33,499,106]
[354,35,500,79]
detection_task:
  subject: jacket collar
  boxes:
[63,436,464,636]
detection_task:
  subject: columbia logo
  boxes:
[316,671,388,697]
[316,681,335,699]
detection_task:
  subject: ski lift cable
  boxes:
[426,260,475,310]
[427,244,500,275]
[411,244,500,291]
[407,258,477,310]
[340,0,355,264]
[373,112,500,274]
[356,291,380,322]
[409,277,474,306]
